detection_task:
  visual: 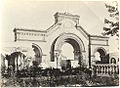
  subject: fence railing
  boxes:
[93,64,119,76]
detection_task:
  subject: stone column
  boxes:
[20,54,24,70]
[18,54,21,70]
[16,55,18,72]
[88,36,91,68]
[74,50,79,60]
[54,50,61,69]
[79,52,83,68]
[74,50,82,66]
[5,58,8,73]
[15,56,17,72]
[91,55,95,66]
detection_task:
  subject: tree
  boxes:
[103,1,119,37]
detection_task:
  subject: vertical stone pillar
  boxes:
[1,56,5,73]
[79,52,83,68]
[82,52,87,67]
[91,55,95,66]
[54,50,61,69]
[15,56,17,72]
[74,51,78,60]
[5,58,8,72]
[18,54,21,70]
[74,50,83,67]
[88,36,91,68]
[20,54,24,70]
[74,51,79,59]
[16,55,18,72]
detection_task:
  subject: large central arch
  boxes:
[50,33,85,68]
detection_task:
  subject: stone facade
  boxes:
[1,12,110,70]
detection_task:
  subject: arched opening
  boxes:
[94,52,101,62]
[32,44,43,65]
[61,43,74,60]
[50,33,85,69]
[6,52,26,72]
[94,48,108,64]
[111,58,116,64]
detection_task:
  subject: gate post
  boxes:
[88,35,91,69]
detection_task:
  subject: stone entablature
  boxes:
[14,28,47,42]
[14,12,109,44]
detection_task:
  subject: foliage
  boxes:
[103,1,119,37]
[2,74,119,87]
[1,66,119,87]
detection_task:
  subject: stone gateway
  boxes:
[3,12,110,71]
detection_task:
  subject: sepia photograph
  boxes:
[0,0,119,87]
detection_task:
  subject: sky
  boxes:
[0,0,118,52]
[1,0,109,41]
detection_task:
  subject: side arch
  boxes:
[32,43,43,64]
[110,57,116,64]
[93,47,107,56]
[32,43,43,56]
[93,47,108,64]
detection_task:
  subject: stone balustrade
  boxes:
[93,64,119,76]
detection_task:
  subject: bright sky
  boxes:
[61,43,74,59]
[0,0,118,52]
[1,0,109,41]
